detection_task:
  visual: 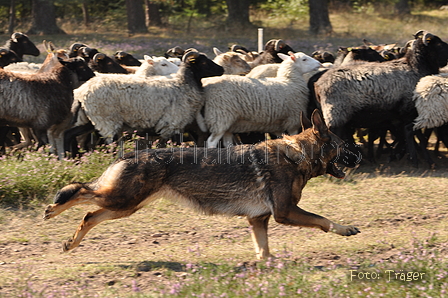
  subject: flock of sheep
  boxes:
[1,30,448,168]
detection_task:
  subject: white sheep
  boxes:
[200,52,322,148]
[247,62,332,81]
[413,73,448,130]
[73,51,224,143]
[245,63,279,79]
[133,55,179,77]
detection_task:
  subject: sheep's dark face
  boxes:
[89,53,127,74]
[68,43,87,58]
[188,54,224,79]
[8,33,40,57]
[114,51,141,66]
[432,38,448,68]
[0,48,21,67]
[413,31,448,70]
[62,57,95,82]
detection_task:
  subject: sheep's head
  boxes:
[0,48,21,67]
[213,48,251,75]
[182,51,224,86]
[114,51,141,66]
[413,30,448,69]
[139,55,178,76]
[68,43,87,58]
[165,46,185,58]
[8,32,40,57]
[278,52,322,74]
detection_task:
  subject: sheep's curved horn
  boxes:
[182,51,200,63]
[400,40,413,55]
[414,30,425,39]
[11,32,24,42]
[274,39,286,51]
[93,53,106,62]
[115,51,128,59]
[229,44,249,53]
[422,32,435,46]
[173,46,184,52]
[264,39,276,50]
[166,46,185,57]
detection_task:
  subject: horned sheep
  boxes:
[200,52,322,148]
[312,30,448,166]
[0,56,95,158]
[71,51,224,144]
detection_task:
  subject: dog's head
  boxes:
[300,109,361,178]
[53,182,85,205]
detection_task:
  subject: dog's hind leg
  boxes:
[63,208,137,252]
[274,205,360,237]
[248,215,273,260]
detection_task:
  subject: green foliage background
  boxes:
[0,0,446,34]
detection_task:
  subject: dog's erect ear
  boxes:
[311,109,330,138]
[301,111,312,131]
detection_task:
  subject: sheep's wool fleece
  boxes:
[315,61,421,128]
[413,74,448,130]
[74,74,203,139]
[202,58,309,134]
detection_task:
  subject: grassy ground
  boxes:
[1,6,448,297]
[1,141,448,297]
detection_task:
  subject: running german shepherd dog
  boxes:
[44,110,361,259]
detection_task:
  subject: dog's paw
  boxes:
[331,223,360,236]
[43,204,57,220]
[62,239,75,252]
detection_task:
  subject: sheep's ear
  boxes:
[288,51,297,61]
[277,53,290,61]
[213,47,223,56]
[144,55,154,64]
[311,109,330,139]
[300,111,312,131]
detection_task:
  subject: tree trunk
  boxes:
[309,0,332,36]
[126,0,148,34]
[395,0,410,15]
[27,0,65,35]
[8,0,15,35]
[225,0,252,28]
[82,1,90,27]
[144,0,162,27]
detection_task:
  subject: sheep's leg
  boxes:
[11,127,34,151]
[63,123,96,156]
[206,132,225,148]
[222,132,234,147]
[415,128,434,168]
[63,208,137,252]
[48,118,73,159]
[404,123,419,167]
[248,215,273,260]
[47,129,56,155]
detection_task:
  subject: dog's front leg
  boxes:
[273,205,360,236]
[248,215,273,260]
[63,208,136,251]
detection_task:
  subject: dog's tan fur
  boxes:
[44,110,360,259]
